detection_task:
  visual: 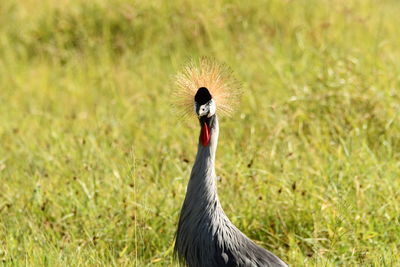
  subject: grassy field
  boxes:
[1,0,400,266]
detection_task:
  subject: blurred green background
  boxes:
[0,0,399,266]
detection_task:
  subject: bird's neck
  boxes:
[186,115,220,206]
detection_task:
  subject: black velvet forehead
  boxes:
[194,87,212,105]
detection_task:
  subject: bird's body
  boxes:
[174,60,287,267]
[175,115,287,267]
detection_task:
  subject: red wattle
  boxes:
[201,122,211,146]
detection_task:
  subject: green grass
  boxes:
[1,0,400,266]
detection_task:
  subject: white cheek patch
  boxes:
[194,99,216,117]
[196,104,207,117]
[207,99,216,117]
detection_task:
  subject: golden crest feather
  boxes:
[173,58,241,118]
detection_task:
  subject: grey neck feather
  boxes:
[175,115,288,267]
[186,115,219,209]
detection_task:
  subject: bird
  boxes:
[173,58,288,267]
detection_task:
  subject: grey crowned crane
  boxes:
[173,59,288,267]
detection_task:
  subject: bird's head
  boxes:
[195,87,215,118]
[174,58,241,146]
